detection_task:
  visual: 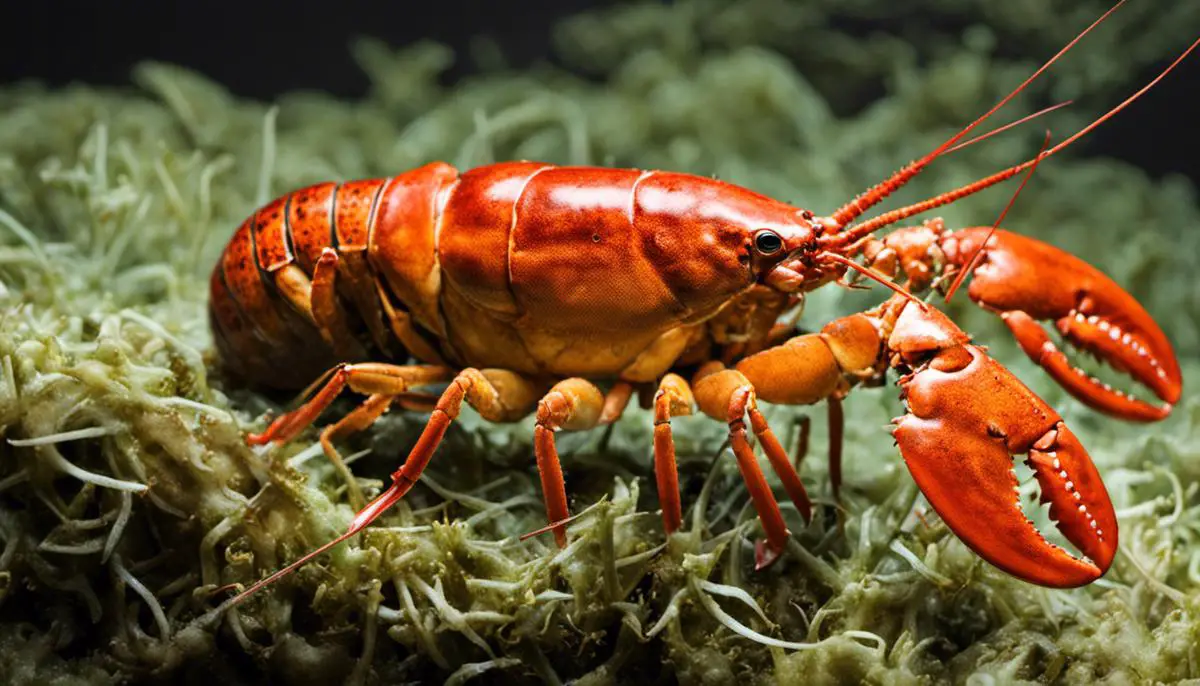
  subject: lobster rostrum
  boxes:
[213,7,1193,605]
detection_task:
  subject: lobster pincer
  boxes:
[721,293,1117,586]
[868,222,1182,422]
[886,298,1117,587]
[945,226,1181,421]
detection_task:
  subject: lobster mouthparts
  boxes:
[949,228,1181,422]
[894,343,1117,588]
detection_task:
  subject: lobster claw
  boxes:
[890,305,1117,588]
[946,228,1181,422]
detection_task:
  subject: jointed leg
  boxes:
[652,374,694,535]
[791,415,811,471]
[350,368,542,534]
[341,372,608,550]
[827,395,844,503]
[247,363,454,446]
[591,380,637,461]
[733,311,884,522]
[311,248,369,360]
[247,362,455,503]
[692,363,813,568]
[578,376,696,538]
[746,397,813,526]
[599,381,636,425]
[318,394,393,509]
[227,368,545,606]
[534,378,606,546]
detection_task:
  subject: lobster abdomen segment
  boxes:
[285,182,339,272]
[368,162,458,338]
[210,173,432,389]
[210,210,333,387]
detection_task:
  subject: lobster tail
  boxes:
[208,176,434,390]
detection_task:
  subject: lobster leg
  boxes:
[744,395,812,529]
[247,362,455,504]
[533,378,606,546]
[351,368,542,533]
[230,367,542,606]
[689,310,887,565]
[317,394,393,509]
[792,415,812,473]
[827,396,844,504]
[651,373,695,535]
[734,312,884,509]
[693,363,813,568]
[599,381,636,425]
[247,363,454,446]
[310,248,370,360]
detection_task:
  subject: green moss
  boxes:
[1,1,1199,683]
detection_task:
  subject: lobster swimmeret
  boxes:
[211,9,1193,604]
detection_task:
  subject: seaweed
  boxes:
[1,1,1199,683]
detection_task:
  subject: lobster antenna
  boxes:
[944,129,1054,302]
[833,35,1200,246]
[943,100,1072,155]
[827,0,1125,229]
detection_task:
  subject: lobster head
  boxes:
[740,216,851,294]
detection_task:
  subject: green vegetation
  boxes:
[1,1,1198,683]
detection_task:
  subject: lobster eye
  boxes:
[754,230,783,255]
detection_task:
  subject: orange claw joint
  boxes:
[943,228,1181,422]
[888,301,1117,587]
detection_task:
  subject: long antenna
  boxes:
[831,35,1200,246]
[826,0,1126,229]
[942,101,1072,155]
[944,130,1053,302]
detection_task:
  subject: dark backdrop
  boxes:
[2,0,1198,187]
[1,1,598,99]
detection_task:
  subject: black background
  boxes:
[1,1,596,100]
[2,0,1198,187]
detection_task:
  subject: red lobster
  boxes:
[211,10,1192,604]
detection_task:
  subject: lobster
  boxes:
[212,9,1193,605]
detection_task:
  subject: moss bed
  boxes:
[1,1,1199,684]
